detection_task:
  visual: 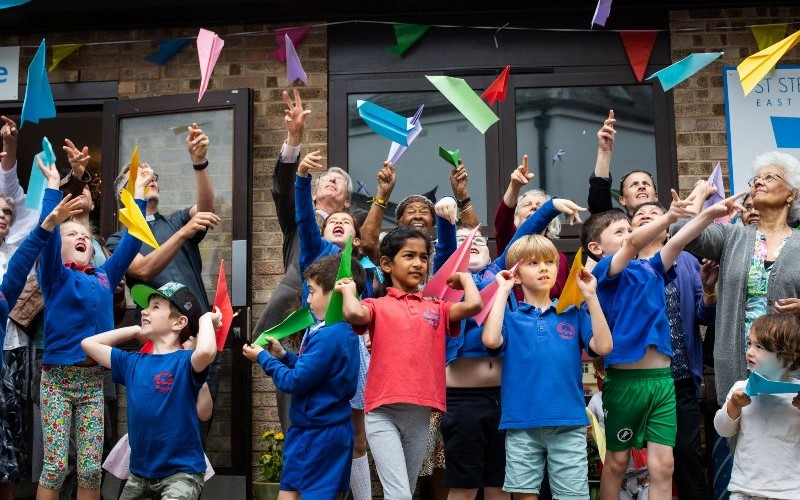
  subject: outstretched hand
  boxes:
[668,189,701,220]
[575,268,598,298]
[376,161,396,196]
[597,110,615,152]
[186,123,210,165]
[36,155,61,189]
[298,150,326,177]
[42,194,83,231]
[63,138,90,177]
[701,190,748,220]
[435,197,457,225]
[552,199,588,225]
[510,155,534,189]
[284,89,311,143]
[180,211,220,238]
[450,162,469,200]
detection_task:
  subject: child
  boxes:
[587,357,650,500]
[482,234,612,499]
[713,313,800,499]
[580,190,735,499]
[36,160,149,500]
[243,254,367,499]
[81,282,220,500]
[338,227,482,499]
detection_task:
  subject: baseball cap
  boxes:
[130,282,202,338]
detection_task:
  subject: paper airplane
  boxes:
[473,260,523,326]
[25,137,56,212]
[21,39,56,128]
[739,30,800,95]
[438,146,460,168]
[744,370,800,396]
[285,33,307,85]
[254,308,315,347]
[646,52,723,92]
[702,162,726,210]
[196,28,224,102]
[119,189,160,250]
[423,226,480,302]
[325,236,354,325]
[480,65,510,106]
[586,408,607,463]
[387,104,424,165]
[126,147,140,195]
[213,260,234,351]
[269,27,310,62]
[358,100,414,146]
[556,248,584,314]
[591,0,613,27]
[552,149,566,167]
[426,75,499,133]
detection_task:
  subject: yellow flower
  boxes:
[275,433,284,440]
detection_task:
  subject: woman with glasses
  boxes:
[494,155,569,298]
[671,151,800,409]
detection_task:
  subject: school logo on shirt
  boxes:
[617,427,633,443]
[0,291,6,302]
[153,371,174,393]
[96,271,111,290]
[640,261,657,277]
[557,321,575,340]
[423,308,441,328]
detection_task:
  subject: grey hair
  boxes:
[515,190,561,239]
[753,151,800,221]
[312,167,353,201]
[0,195,16,227]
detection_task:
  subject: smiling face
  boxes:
[515,192,548,228]
[742,196,760,226]
[322,212,360,248]
[592,218,632,259]
[749,165,796,215]
[631,203,667,244]
[306,278,332,320]
[0,197,14,241]
[746,330,787,380]
[141,295,186,340]
[457,227,491,272]
[380,237,429,293]
[619,171,657,212]
[398,201,435,234]
[60,221,93,266]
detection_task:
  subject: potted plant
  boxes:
[252,429,284,500]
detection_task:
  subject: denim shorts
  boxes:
[504,426,588,499]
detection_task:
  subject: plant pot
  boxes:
[252,481,280,500]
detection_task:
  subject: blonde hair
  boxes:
[506,234,559,270]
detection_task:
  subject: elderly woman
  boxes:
[671,151,800,406]
[494,155,568,298]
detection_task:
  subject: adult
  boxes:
[494,154,568,298]
[671,151,800,407]
[588,110,659,215]
[739,193,760,226]
[106,123,219,442]
[631,201,716,498]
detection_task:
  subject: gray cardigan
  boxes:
[671,220,800,404]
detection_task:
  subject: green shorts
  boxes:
[602,367,676,452]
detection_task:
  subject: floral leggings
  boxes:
[39,365,104,490]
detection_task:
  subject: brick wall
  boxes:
[0,23,327,480]
[669,6,800,194]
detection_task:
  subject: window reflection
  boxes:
[347,92,488,226]
[516,86,656,205]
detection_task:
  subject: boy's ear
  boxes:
[512,273,523,285]
[587,241,603,260]
[379,255,392,274]
[173,314,189,333]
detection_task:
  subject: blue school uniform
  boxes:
[257,321,359,496]
[496,301,595,429]
[111,349,208,478]
[592,252,676,366]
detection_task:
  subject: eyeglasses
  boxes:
[151,173,159,182]
[457,236,488,246]
[0,207,12,218]
[747,173,790,187]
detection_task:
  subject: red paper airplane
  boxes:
[139,341,153,353]
[214,260,234,351]
[480,65,510,106]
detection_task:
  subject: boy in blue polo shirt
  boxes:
[81,282,220,500]
[243,254,366,499]
[482,234,613,499]
[579,190,725,500]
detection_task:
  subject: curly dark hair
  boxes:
[750,313,800,371]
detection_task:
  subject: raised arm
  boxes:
[588,110,616,214]
[60,138,92,198]
[187,123,214,216]
[191,309,221,373]
[81,325,143,369]
[450,162,479,228]
[496,155,534,254]
[576,269,613,355]
[482,270,514,349]
[432,213,456,274]
[0,115,17,172]
[296,151,330,271]
[335,278,371,326]
[273,89,310,234]
[359,162,396,261]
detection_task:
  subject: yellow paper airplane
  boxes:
[586,408,606,463]
[119,189,160,250]
[126,146,139,195]
[556,248,584,314]
[738,30,800,96]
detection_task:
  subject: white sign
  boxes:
[0,46,19,101]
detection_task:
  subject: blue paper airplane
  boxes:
[744,370,800,396]
[646,52,723,92]
[21,39,56,128]
[357,100,414,146]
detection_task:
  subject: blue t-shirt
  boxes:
[592,252,676,366]
[111,348,208,478]
[497,300,595,430]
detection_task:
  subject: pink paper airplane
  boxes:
[473,260,522,326]
[197,28,224,103]
[423,226,480,302]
